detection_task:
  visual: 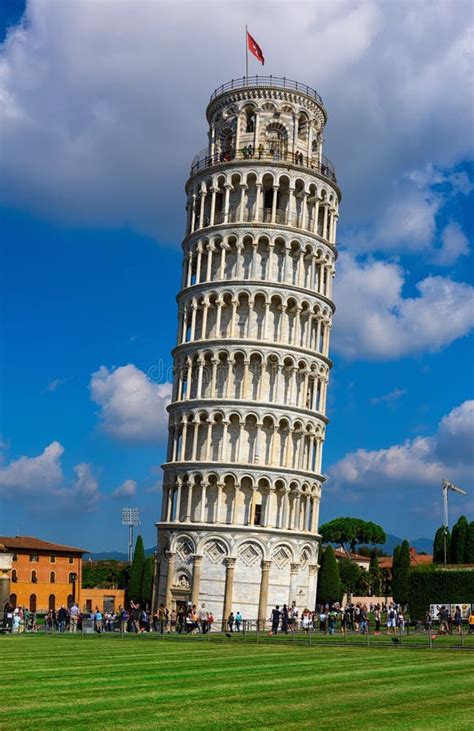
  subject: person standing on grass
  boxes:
[319,609,327,634]
[282,605,289,634]
[270,605,281,635]
[199,604,209,634]
[374,607,381,635]
[235,611,242,632]
[69,603,80,633]
[454,606,462,634]
[57,605,68,633]
[468,610,474,634]
[170,608,177,632]
[228,612,235,632]
[95,607,103,633]
[328,607,337,635]
[387,605,397,635]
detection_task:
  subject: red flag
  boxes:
[247,31,265,65]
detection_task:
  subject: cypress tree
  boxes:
[433,526,450,564]
[393,540,410,605]
[450,516,469,564]
[317,545,341,605]
[128,534,146,603]
[141,556,154,608]
[464,521,474,564]
[369,553,382,595]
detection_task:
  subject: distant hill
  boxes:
[89,547,156,561]
[360,534,433,555]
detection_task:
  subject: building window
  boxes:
[29,594,37,612]
[68,572,77,583]
[12,554,17,562]
[68,556,74,564]
[49,594,56,611]
[10,593,17,607]
[67,594,74,608]
[50,555,56,564]
[86,599,92,612]
[50,571,56,584]
[254,504,263,526]
[30,554,39,563]
[11,569,18,583]
[31,570,38,583]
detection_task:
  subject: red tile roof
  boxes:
[0,536,87,554]
[379,551,433,570]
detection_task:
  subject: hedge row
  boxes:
[408,567,474,620]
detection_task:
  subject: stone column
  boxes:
[185,479,193,522]
[0,552,13,611]
[209,188,217,226]
[200,481,207,522]
[164,551,176,609]
[255,183,263,222]
[288,562,300,606]
[222,557,236,623]
[257,560,272,629]
[271,185,279,223]
[191,555,203,607]
[307,564,318,610]
[223,184,232,223]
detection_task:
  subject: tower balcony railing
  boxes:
[190,147,337,184]
[210,76,323,105]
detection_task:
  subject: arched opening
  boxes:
[31,570,38,584]
[10,593,17,607]
[50,571,56,584]
[49,594,56,611]
[29,594,37,612]
[11,569,17,583]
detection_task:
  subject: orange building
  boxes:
[1,536,86,612]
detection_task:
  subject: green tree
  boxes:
[317,545,341,605]
[368,553,382,595]
[450,516,469,564]
[128,534,146,603]
[464,521,474,564]
[392,540,410,604]
[433,526,450,564]
[319,517,386,554]
[141,556,154,608]
[338,558,361,598]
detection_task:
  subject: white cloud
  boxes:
[0,440,64,489]
[433,222,470,266]
[90,364,172,443]
[328,400,474,492]
[0,441,100,510]
[46,377,70,392]
[112,478,137,499]
[333,252,474,359]
[0,1,472,244]
[370,388,407,406]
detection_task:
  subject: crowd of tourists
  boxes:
[3,600,474,635]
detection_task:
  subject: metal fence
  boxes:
[190,147,337,183]
[3,615,473,651]
[209,77,324,105]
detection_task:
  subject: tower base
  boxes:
[154,522,320,623]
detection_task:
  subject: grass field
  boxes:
[2,634,474,730]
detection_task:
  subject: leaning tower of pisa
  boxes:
[155,76,340,624]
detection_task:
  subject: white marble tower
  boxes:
[155,76,340,624]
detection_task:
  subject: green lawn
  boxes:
[2,634,473,730]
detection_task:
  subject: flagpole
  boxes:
[245,25,248,80]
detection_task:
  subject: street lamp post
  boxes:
[442,480,467,566]
[121,508,141,563]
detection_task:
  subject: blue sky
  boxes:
[1,1,473,551]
